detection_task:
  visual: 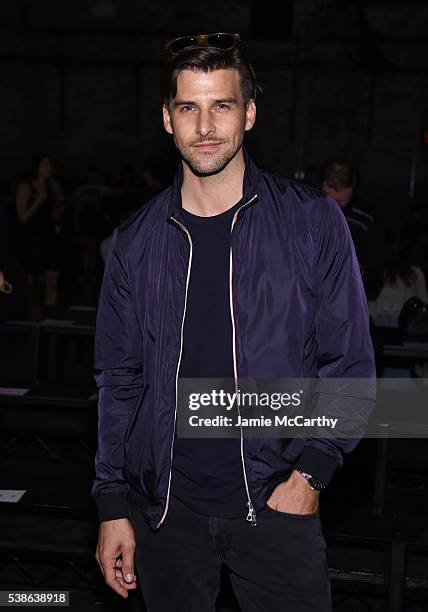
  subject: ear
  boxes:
[163,104,173,135]
[245,99,256,132]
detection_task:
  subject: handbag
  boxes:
[398,297,428,340]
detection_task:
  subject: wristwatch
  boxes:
[296,469,326,492]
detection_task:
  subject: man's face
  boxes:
[163,68,256,176]
[321,182,353,209]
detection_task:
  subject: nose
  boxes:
[196,108,215,138]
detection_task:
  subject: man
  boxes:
[320,159,385,301]
[92,33,376,612]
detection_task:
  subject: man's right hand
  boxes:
[95,518,138,598]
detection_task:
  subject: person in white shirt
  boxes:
[368,238,428,328]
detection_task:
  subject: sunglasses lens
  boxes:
[207,34,236,49]
[167,33,238,54]
[169,36,197,54]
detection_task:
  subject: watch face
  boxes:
[297,469,325,491]
[309,477,325,491]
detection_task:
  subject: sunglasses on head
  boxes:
[165,32,241,55]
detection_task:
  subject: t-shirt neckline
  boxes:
[180,200,242,225]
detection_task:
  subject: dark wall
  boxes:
[1,0,428,228]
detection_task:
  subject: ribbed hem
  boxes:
[93,492,129,522]
[294,446,339,487]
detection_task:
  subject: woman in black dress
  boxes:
[15,154,64,307]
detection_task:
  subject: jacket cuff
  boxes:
[93,492,129,522]
[294,446,339,487]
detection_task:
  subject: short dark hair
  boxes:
[320,160,358,191]
[162,45,262,108]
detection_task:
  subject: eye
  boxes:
[216,103,229,110]
[180,105,194,112]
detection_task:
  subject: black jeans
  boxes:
[128,494,332,612]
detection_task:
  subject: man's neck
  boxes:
[181,148,245,217]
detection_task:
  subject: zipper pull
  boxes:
[246,501,257,526]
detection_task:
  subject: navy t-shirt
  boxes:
[170,200,248,518]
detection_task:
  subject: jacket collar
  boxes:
[167,145,260,220]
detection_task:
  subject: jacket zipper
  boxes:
[156,215,193,529]
[229,193,258,526]
[157,194,257,529]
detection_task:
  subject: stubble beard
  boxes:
[177,136,244,177]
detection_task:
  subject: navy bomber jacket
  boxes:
[91,147,376,529]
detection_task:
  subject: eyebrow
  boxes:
[173,97,239,108]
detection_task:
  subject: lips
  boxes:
[194,142,222,150]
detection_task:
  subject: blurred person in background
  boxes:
[368,235,428,328]
[72,164,115,288]
[320,159,389,375]
[320,159,386,302]
[15,154,65,309]
[99,158,169,265]
[0,203,29,321]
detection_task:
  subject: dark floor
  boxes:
[1,304,428,611]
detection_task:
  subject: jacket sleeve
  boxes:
[91,227,144,521]
[294,194,377,486]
